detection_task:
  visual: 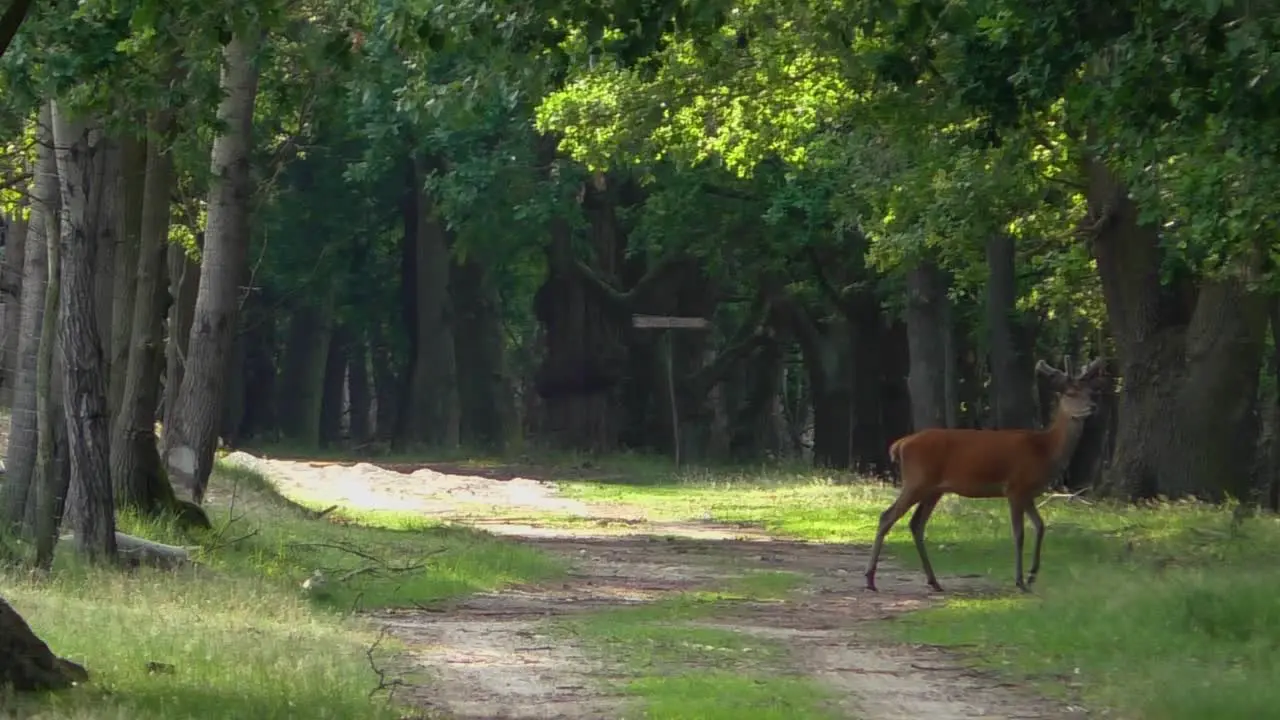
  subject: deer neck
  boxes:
[1043,407,1089,486]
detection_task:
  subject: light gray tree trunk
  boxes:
[161,29,260,503]
[0,202,29,407]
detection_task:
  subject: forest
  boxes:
[0,0,1278,713]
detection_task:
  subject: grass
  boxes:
[556,570,839,720]
[542,458,1280,720]
[2,459,564,719]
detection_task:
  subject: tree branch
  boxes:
[0,0,33,61]
[571,255,685,312]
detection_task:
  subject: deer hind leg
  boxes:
[864,491,919,592]
[908,491,945,592]
[1008,497,1030,592]
[1025,501,1046,586]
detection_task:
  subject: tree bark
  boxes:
[111,107,179,515]
[236,295,277,442]
[319,322,349,447]
[92,140,118,391]
[162,239,198,430]
[985,234,1037,429]
[50,102,115,562]
[1088,156,1267,500]
[0,202,28,407]
[452,257,511,450]
[396,161,460,449]
[162,29,259,504]
[276,298,333,446]
[904,259,951,430]
[0,108,57,536]
[107,133,146,430]
[0,596,89,692]
[370,323,398,441]
[347,328,371,443]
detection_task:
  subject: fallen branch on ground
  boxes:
[365,626,405,701]
[1037,488,1093,508]
[58,532,196,570]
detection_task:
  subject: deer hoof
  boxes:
[1016,581,1032,593]
[928,580,944,593]
[864,577,878,592]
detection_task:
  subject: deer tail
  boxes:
[886,437,908,485]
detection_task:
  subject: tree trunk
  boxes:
[111,107,178,515]
[162,239,198,430]
[1088,156,1268,500]
[531,171,627,453]
[92,140,118,393]
[452,257,511,449]
[904,259,950,430]
[162,29,259,504]
[396,161,460,449]
[0,596,89,692]
[0,202,28,407]
[0,109,56,536]
[237,296,277,442]
[371,324,398,441]
[276,299,333,446]
[50,102,115,562]
[107,133,145,428]
[347,329,371,443]
[985,234,1037,429]
[319,322,349,447]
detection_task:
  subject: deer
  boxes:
[864,357,1108,594]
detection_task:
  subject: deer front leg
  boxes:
[1009,498,1030,592]
[1025,501,1046,586]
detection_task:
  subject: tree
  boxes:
[162,27,261,504]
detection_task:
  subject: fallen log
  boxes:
[0,595,88,692]
[58,531,196,570]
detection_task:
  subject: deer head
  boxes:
[1036,357,1107,419]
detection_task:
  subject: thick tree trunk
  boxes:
[162,239,198,429]
[319,323,349,447]
[1089,157,1267,500]
[50,102,115,562]
[111,108,178,515]
[0,596,89,692]
[276,299,333,446]
[220,327,246,446]
[0,203,28,407]
[162,30,259,504]
[0,112,56,535]
[107,133,145,428]
[92,140,118,390]
[985,234,1037,429]
[904,259,951,430]
[452,257,511,450]
[397,162,460,449]
[532,172,627,453]
[347,329,371,443]
[237,298,277,442]
[370,323,398,440]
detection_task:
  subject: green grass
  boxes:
[557,571,837,720]
[2,459,564,719]
[547,460,1280,720]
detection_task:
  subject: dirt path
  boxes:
[227,452,1089,720]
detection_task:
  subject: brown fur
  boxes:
[864,358,1107,594]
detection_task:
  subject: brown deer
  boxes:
[865,358,1107,593]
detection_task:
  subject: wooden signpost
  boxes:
[631,315,712,467]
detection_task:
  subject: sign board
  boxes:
[632,315,711,330]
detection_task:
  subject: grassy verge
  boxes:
[556,570,839,720]
[2,460,564,719]
[550,460,1280,720]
